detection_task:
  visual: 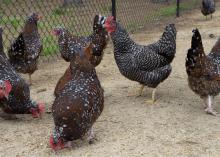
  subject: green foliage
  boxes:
[2,0,12,5]
[159,5,176,17]
[160,2,198,17]
[52,7,66,16]
[0,17,23,29]
[42,35,59,56]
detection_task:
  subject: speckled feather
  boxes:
[8,13,42,75]
[110,22,176,88]
[186,29,220,98]
[54,15,108,97]
[52,45,104,142]
[0,28,40,114]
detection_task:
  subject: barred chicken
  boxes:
[50,44,104,150]
[102,16,176,103]
[8,13,42,85]
[0,27,44,119]
[186,29,220,116]
[201,0,215,19]
[53,15,108,97]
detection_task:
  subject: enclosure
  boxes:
[0,0,220,156]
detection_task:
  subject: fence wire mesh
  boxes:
[0,0,202,59]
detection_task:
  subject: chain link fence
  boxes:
[0,0,202,59]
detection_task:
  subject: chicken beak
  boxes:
[37,15,42,20]
[5,95,8,100]
[51,30,57,36]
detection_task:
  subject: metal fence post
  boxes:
[112,0,116,20]
[176,0,180,17]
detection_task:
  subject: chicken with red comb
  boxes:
[0,27,44,119]
[50,44,104,150]
[101,15,176,103]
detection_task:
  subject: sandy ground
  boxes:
[1,6,220,157]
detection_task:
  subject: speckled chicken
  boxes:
[8,13,42,85]
[53,15,108,97]
[0,27,44,119]
[50,44,104,150]
[201,0,215,19]
[186,29,220,116]
[102,16,176,103]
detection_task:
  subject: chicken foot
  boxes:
[127,84,144,97]
[87,127,96,144]
[28,74,32,86]
[138,84,145,96]
[204,95,217,116]
[145,88,157,104]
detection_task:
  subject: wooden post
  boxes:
[176,0,180,17]
[112,0,116,20]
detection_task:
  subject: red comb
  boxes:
[38,103,45,114]
[106,16,114,22]
[5,80,12,92]
[49,135,65,151]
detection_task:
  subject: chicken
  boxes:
[186,29,220,116]
[8,13,42,85]
[50,44,104,150]
[53,15,108,97]
[0,27,44,119]
[102,16,176,103]
[201,0,215,19]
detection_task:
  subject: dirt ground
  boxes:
[1,6,220,157]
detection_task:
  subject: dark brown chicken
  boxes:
[186,29,220,116]
[50,44,104,150]
[8,13,42,85]
[201,0,215,19]
[53,15,108,97]
[0,27,44,119]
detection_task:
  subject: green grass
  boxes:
[0,0,200,57]
[0,17,23,29]
[2,0,12,5]
[159,2,198,17]
[159,5,176,17]
[42,35,59,56]
[145,12,159,23]
[52,7,66,16]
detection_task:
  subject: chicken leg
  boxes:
[145,88,157,104]
[87,127,95,144]
[127,84,145,97]
[204,95,217,116]
[28,74,32,86]
[138,84,145,96]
